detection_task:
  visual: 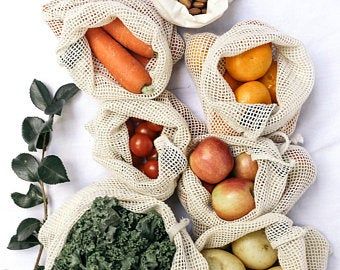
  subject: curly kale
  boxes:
[53,197,176,270]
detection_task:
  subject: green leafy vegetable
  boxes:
[53,197,176,270]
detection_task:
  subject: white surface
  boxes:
[0,0,339,269]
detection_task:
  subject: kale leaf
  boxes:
[53,197,176,270]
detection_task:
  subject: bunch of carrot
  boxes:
[86,18,154,94]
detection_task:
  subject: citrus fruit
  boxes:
[225,44,273,82]
[259,61,278,103]
[223,70,243,91]
[234,81,272,104]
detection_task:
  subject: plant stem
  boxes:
[33,130,50,270]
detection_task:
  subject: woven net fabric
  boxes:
[185,20,314,140]
[38,178,209,270]
[87,91,196,201]
[177,134,316,237]
[42,0,184,100]
[195,213,330,270]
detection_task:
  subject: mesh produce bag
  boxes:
[42,0,185,100]
[185,20,314,139]
[38,178,209,270]
[87,91,195,201]
[195,213,330,270]
[152,0,233,28]
[178,133,316,237]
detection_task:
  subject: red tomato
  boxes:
[147,148,158,160]
[129,134,153,157]
[126,119,135,137]
[143,160,159,179]
[135,122,157,139]
[146,122,163,133]
[130,117,145,128]
[132,154,145,167]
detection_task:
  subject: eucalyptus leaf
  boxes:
[44,99,66,115]
[38,155,70,184]
[11,153,39,182]
[22,117,45,151]
[7,235,40,250]
[16,218,41,241]
[11,184,44,208]
[30,79,52,111]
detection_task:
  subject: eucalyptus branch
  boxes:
[8,80,79,270]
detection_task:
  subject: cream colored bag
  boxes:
[42,0,184,100]
[38,178,209,270]
[178,133,316,237]
[195,213,330,270]
[87,91,193,201]
[152,0,233,28]
[185,20,314,139]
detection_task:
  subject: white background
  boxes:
[1,0,340,269]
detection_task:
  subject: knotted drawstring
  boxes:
[167,218,190,242]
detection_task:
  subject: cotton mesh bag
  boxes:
[178,132,317,237]
[42,0,185,100]
[38,178,209,270]
[195,213,330,270]
[185,20,314,139]
[87,91,193,201]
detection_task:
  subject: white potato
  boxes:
[232,230,278,269]
[201,248,246,270]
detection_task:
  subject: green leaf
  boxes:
[22,117,45,151]
[36,132,51,150]
[51,83,80,115]
[30,79,52,111]
[11,153,39,182]
[38,155,70,184]
[7,235,40,250]
[54,83,80,101]
[16,218,41,241]
[44,99,66,115]
[37,266,45,270]
[11,184,44,208]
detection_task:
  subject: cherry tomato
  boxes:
[147,148,158,161]
[135,122,157,139]
[129,134,153,157]
[202,182,215,193]
[143,160,159,179]
[146,122,163,133]
[130,117,145,128]
[132,154,145,167]
[126,119,135,137]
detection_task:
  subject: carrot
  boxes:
[103,18,154,58]
[86,28,152,94]
[130,51,150,67]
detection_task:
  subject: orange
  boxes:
[259,61,278,103]
[223,70,243,91]
[225,44,273,82]
[234,81,272,104]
